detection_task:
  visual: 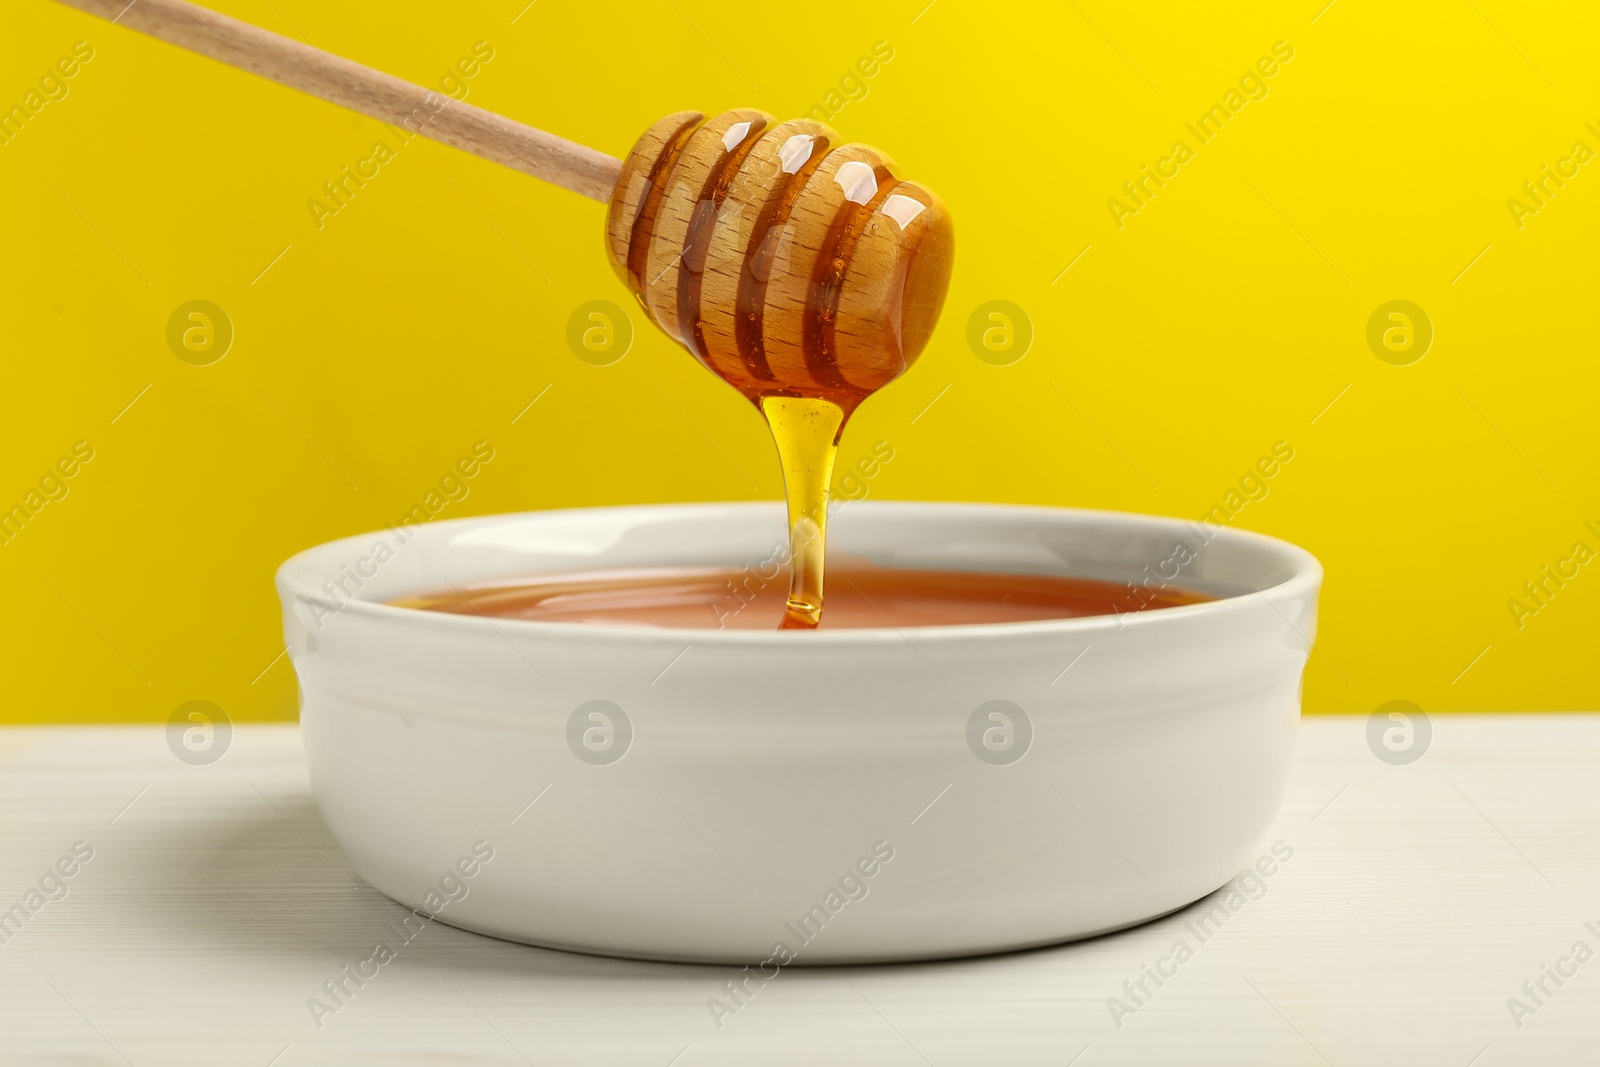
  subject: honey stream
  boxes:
[759,396,845,628]
[605,110,956,629]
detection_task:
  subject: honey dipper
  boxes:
[59,0,955,628]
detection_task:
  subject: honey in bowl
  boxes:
[393,566,1213,630]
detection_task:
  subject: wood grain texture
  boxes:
[606,110,955,416]
[51,0,622,201]
[0,716,1596,1064]
[701,118,831,387]
[605,111,704,287]
[643,109,771,351]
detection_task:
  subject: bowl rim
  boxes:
[276,500,1323,646]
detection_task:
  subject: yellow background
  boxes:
[2,0,1596,722]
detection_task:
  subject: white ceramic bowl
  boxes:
[277,502,1320,965]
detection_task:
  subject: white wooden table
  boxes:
[0,716,1595,1065]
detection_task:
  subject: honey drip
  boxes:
[605,110,956,629]
[759,395,846,628]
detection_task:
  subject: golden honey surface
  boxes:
[395,566,1212,630]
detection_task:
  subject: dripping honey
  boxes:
[394,566,1213,630]
[605,109,956,629]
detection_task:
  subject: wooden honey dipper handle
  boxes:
[52,0,623,202]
